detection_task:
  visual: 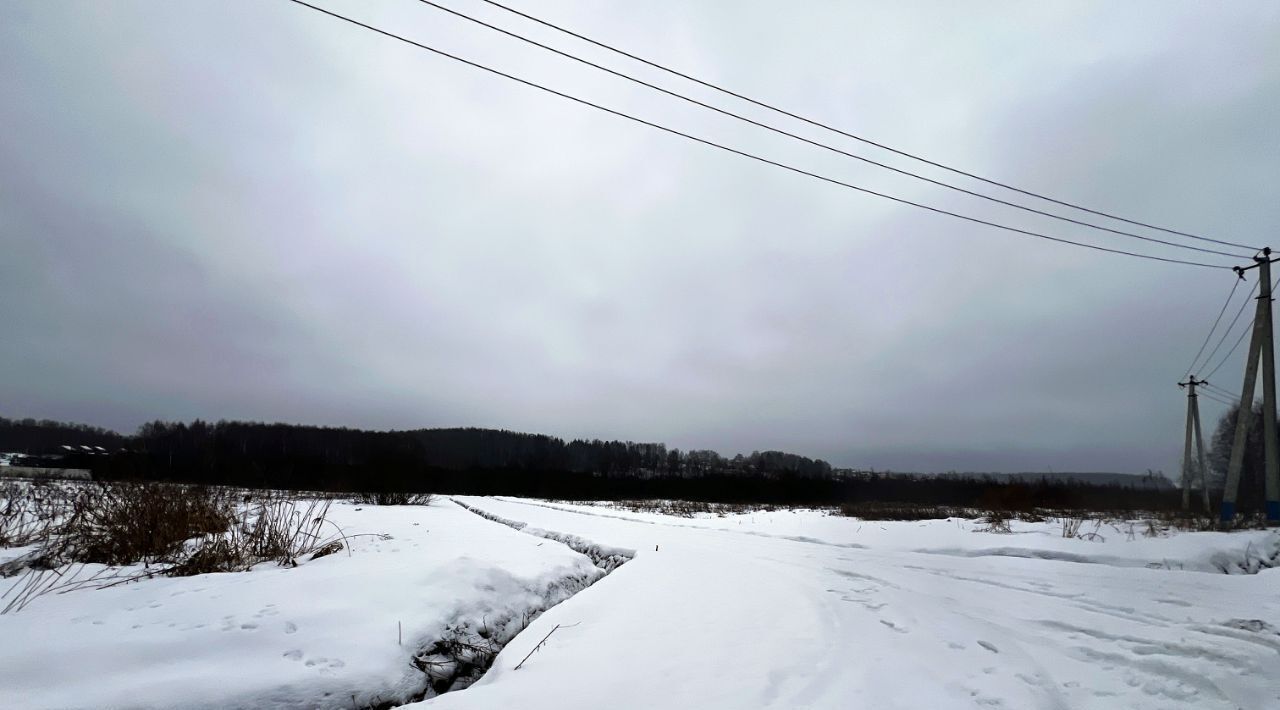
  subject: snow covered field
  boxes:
[0,498,606,709]
[3,494,1280,709]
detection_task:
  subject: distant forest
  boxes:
[2,416,1183,511]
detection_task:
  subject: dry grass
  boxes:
[64,482,235,566]
[355,491,434,506]
[976,510,1013,533]
[0,480,71,547]
[1,482,347,613]
[571,499,785,518]
[837,502,974,521]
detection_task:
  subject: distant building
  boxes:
[0,466,92,481]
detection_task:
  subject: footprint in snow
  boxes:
[305,657,346,674]
[284,621,298,634]
[879,619,908,633]
[283,649,303,661]
[977,640,999,653]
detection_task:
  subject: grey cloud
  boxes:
[2,0,1278,475]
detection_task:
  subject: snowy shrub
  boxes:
[839,502,972,520]
[171,495,343,574]
[0,480,71,547]
[64,482,235,566]
[1210,536,1280,574]
[355,491,434,506]
[1,484,349,613]
[1060,517,1084,538]
[977,511,1013,534]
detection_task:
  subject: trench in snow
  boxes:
[362,499,634,708]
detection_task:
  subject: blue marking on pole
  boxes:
[1220,501,1236,523]
[1267,501,1280,522]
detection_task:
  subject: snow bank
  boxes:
[451,499,634,572]
[0,499,599,709]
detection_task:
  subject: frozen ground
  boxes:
[425,497,1280,710]
[2,495,1279,709]
[0,499,603,709]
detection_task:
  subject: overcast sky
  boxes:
[3,1,1278,473]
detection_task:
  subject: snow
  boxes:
[3,494,1279,709]
[497,498,1280,573]
[0,499,599,709]
[421,497,1280,710]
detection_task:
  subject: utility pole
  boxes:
[1221,249,1280,525]
[1178,376,1212,512]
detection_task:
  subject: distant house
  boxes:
[3,443,107,480]
[57,443,107,457]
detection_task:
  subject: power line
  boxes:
[1199,390,1236,408]
[1200,278,1279,382]
[1205,322,1255,381]
[282,0,1233,270]
[1192,272,1274,383]
[476,0,1257,252]
[1199,385,1234,401]
[1201,380,1235,396]
[1197,280,1261,375]
[1184,277,1244,376]
[1203,269,1274,383]
[1201,383,1242,403]
[1202,378,1237,393]
[411,0,1249,260]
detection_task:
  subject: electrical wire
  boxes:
[1197,280,1261,375]
[476,0,1257,251]
[1184,277,1244,376]
[1198,390,1236,407]
[1198,383,1239,399]
[413,0,1250,260]
[1201,381,1237,398]
[1198,385,1234,401]
[1208,317,1259,383]
[282,0,1235,270]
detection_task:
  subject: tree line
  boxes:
[0,416,128,453]
[3,416,1181,511]
[1203,402,1275,513]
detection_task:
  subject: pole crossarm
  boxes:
[1180,376,1212,512]
[1231,248,1279,276]
[1179,375,1209,391]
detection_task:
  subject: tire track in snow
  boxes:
[861,558,1265,708]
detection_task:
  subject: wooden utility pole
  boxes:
[1178,376,1212,512]
[1221,249,1280,524]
